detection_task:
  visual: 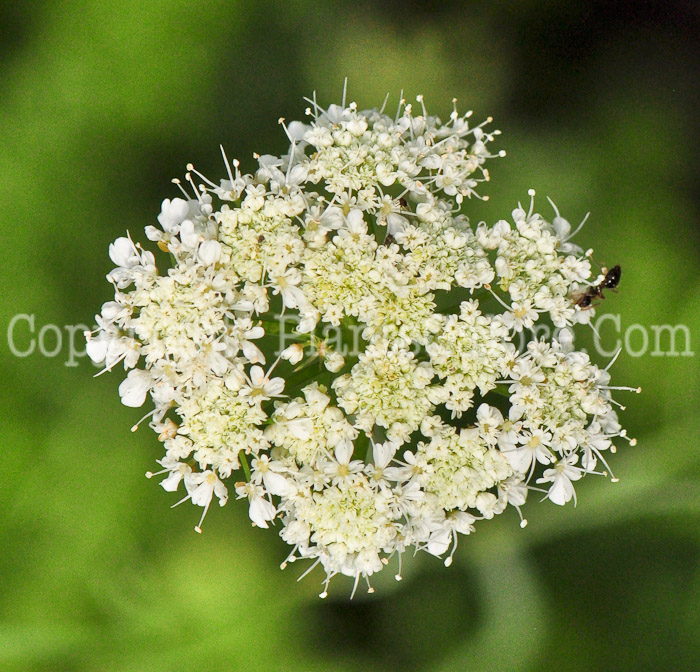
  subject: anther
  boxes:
[171,178,190,199]
[131,409,156,432]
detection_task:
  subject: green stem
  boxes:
[256,316,306,337]
[239,451,251,481]
[490,383,511,398]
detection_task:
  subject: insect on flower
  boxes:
[573,264,622,309]
[602,264,622,289]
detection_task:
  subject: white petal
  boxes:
[426,529,450,556]
[503,447,532,474]
[225,367,247,391]
[346,209,365,232]
[230,299,255,312]
[287,418,314,440]
[334,438,354,465]
[198,239,222,266]
[109,237,138,268]
[373,441,396,469]
[208,351,230,376]
[264,376,285,396]
[242,341,265,364]
[86,337,108,364]
[190,484,214,507]
[118,369,150,407]
[557,327,575,352]
[263,471,295,497]
[452,512,476,535]
[160,471,184,492]
[297,311,320,333]
[158,198,189,231]
[548,476,574,506]
[552,215,572,239]
[249,496,276,528]
[280,343,304,365]
[287,120,309,141]
[101,301,124,321]
[213,480,229,504]
[249,365,265,386]
[179,220,199,249]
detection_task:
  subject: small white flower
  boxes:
[239,365,285,402]
[236,481,277,528]
[146,456,192,492]
[322,439,365,484]
[546,197,586,255]
[179,470,229,533]
[504,429,553,475]
[537,454,582,505]
[502,300,538,332]
[251,454,296,497]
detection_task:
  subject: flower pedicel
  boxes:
[86,88,639,598]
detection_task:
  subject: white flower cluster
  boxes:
[87,90,638,597]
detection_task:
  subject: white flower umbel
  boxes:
[332,339,442,442]
[88,87,639,597]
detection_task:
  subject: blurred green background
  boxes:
[2,1,699,670]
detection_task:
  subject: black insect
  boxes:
[573,265,621,309]
[574,292,594,309]
[602,264,621,289]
